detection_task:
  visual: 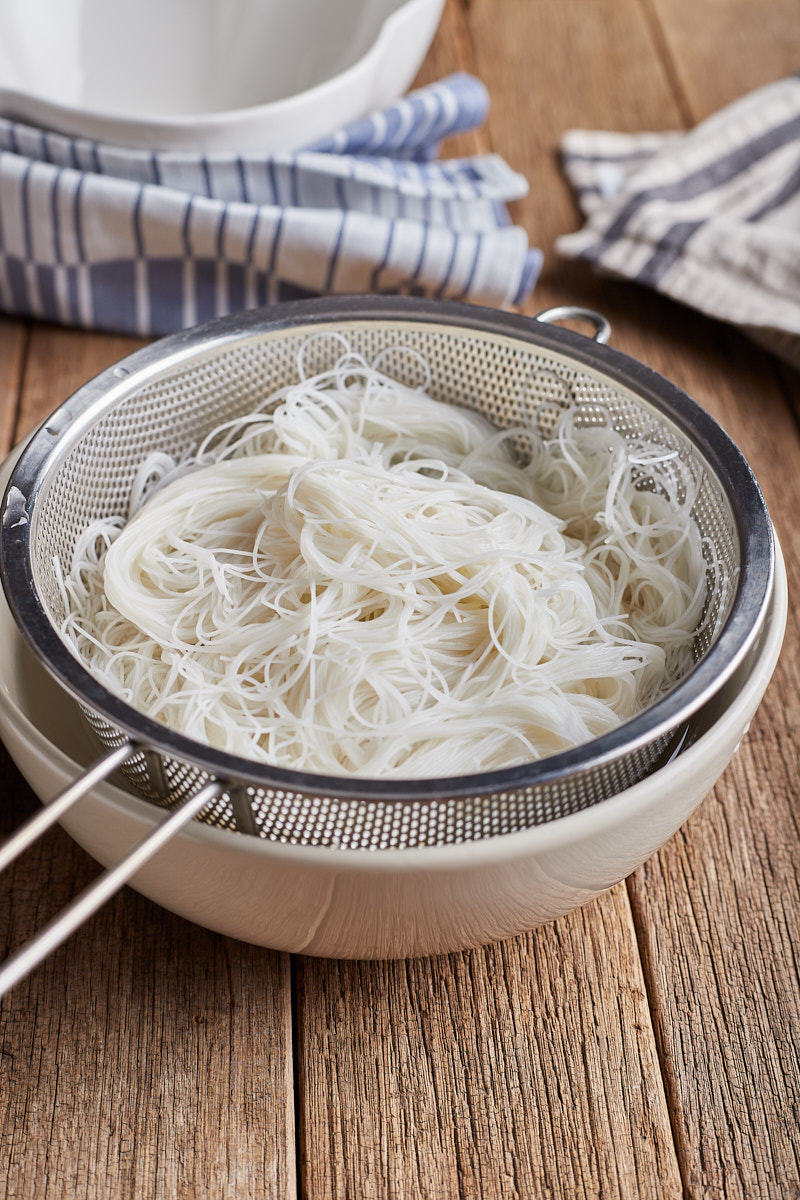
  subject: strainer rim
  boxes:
[0,295,774,803]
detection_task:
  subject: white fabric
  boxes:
[557,74,800,368]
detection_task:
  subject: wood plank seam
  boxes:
[292,955,304,1200]
[0,321,30,459]
[636,0,695,128]
[9,325,31,450]
[624,873,693,1199]
[773,359,800,440]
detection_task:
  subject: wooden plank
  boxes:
[646,0,800,121]
[13,324,147,440]
[623,323,800,1199]
[0,319,28,456]
[619,3,800,1192]
[463,0,690,315]
[0,849,296,1200]
[296,4,686,1198]
[298,887,682,1200]
[608,3,800,1184]
[0,326,297,1200]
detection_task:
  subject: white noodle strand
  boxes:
[59,347,709,778]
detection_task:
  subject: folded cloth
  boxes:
[557,74,800,369]
[0,73,541,337]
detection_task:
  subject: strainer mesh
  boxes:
[32,319,737,848]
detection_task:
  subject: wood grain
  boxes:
[298,887,682,1200]
[460,0,800,1191]
[615,8,800,1196]
[0,321,26,454]
[1,868,295,1200]
[647,0,800,121]
[464,0,688,312]
[625,323,800,1199]
[12,324,146,443]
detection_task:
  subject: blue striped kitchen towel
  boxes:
[557,73,800,369]
[0,73,541,338]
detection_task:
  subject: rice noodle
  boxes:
[59,341,709,778]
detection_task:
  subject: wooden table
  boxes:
[1,2,799,1196]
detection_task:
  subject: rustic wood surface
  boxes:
[1,1,799,1197]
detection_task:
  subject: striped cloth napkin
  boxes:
[557,74,800,369]
[0,73,541,337]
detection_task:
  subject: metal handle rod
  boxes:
[534,305,612,344]
[0,779,224,999]
[0,742,137,874]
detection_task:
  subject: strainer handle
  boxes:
[0,742,136,872]
[0,756,224,997]
[534,305,612,344]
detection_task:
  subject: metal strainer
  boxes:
[0,297,774,990]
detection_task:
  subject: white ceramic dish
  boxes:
[0,427,787,958]
[0,0,444,153]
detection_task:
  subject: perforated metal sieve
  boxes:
[0,296,774,991]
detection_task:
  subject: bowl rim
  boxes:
[0,0,444,144]
[0,294,776,803]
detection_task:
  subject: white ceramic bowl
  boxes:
[0,0,444,153]
[0,428,787,957]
